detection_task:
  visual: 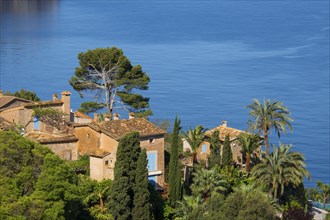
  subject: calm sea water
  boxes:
[0,0,329,187]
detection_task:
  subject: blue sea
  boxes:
[0,0,329,187]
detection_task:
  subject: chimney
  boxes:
[129,112,135,119]
[113,113,120,120]
[52,94,58,100]
[104,114,110,121]
[221,120,228,127]
[94,113,99,121]
[0,90,3,97]
[61,91,71,114]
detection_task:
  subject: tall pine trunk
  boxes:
[105,89,111,115]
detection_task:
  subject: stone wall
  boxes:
[90,156,104,181]
[140,135,165,188]
[196,140,244,164]
[44,141,78,160]
[197,141,211,161]
[75,126,101,155]
[0,100,30,110]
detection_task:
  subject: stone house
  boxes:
[72,111,92,124]
[184,121,260,166]
[0,91,78,160]
[74,117,167,189]
[0,90,32,110]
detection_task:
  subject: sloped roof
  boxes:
[74,111,91,119]
[24,100,63,108]
[26,132,78,144]
[205,125,246,141]
[75,118,167,141]
[0,95,31,109]
[90,151,112,158]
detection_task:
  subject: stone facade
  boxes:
[0,91,78,161]
[75,118,166,188]
[42,141,78,160]
[90,153,115,181]
[184,122,260,166]
[0,91,31,110]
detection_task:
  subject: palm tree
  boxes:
[251,145,310,200]
[316,180,330,209]
[246,98,293,156]
[207,130,221,168]
[174,195,203,220]
[183,125,207,163]
[237,133,262,172]
[84,180,112,216]
[191,167,227,200]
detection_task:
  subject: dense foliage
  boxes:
[4,89,40,101]
[33,107,66,130]
[109,132,141,219]
[109,132,154,220]
[1,97,321,220]
[252,145,310,200]
[0,131,117,220]
[132,149,154,220]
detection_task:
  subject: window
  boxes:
[147,152,157,171]
[105,160,109,166]
[33,116,39,130]
[202,144,207,153]
[149,139,155,143]
[87,134,90,138]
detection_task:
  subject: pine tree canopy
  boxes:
[69,47,152,118]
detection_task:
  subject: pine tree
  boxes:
[168,117,182,206]
[109,132,141,220]
[132,149,154,220]
[208,130,221,168]
[221,135,233,167]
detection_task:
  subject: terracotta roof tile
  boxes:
[26,132,78,144]
[90,151,112,158]
[24,100,63,108]
[0,96,31,109]
[76,118,167,140]
[205,125,247,141]
[74,111,91,119]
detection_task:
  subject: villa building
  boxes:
[74,117,167,189]
[1,90,167,188]
[0,90,78,160]
[183,121,260,166]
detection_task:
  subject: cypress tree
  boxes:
[109,132,141,220]
[208,130,221,168]
[221,135,233,167]
[168,117,182,206]
[132,149,154,220]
